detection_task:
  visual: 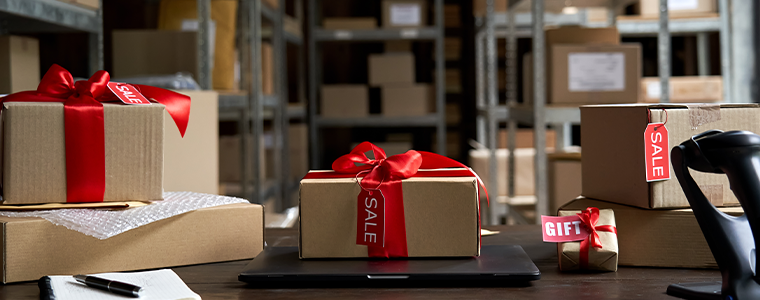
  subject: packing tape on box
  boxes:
[687,104,721,129]
[0,192,248,239]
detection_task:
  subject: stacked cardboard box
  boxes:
[370,49,432,117]
[640,76,722,103]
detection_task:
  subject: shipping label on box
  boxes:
[581,103,760,209]
[640,0,716,17]
[568,53,625,92]
[382,0,427,28]
[641,76,722,103]
[299,142,481,258]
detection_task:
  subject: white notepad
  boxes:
[45,269,200,300]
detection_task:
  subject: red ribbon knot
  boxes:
[576,207,617,269]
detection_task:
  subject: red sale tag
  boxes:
[644,123,670,182]
[356,190,385,247]
[541,215,591,242]
[107,82,151,105]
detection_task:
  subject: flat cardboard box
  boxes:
[551,44,641,104]
[468,148,540,197]
[0,203,263,283]
[382,84,431,117]
[369,53,415,86]
[473,0,507,16]
[112,30,197,80]
[640,0,716,17]
[1,102,164,204]
[641,76,722,103]
[158,0,238,90]
[299,174,480,258]
[323,18,377,30]
[262,42,274,95]
[320,85,369,117]
[164,90,218,194]
[0,35,39,94]
[561,197,741,268]
[382,0,427,28]
[581,103,760,208]
[549,152,582,214]
[498,128,557,149]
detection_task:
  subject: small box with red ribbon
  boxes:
[0,65,191,204]
[299,142,488,259]
[543,207,618,272]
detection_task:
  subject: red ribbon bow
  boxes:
[312,142,488,258]
[577,207,617,269]
[1,64,191,203]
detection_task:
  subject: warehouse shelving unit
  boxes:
[215,0,305,210]
[307,0,447,169]
[0,0,104,73]
[476,0,733,224]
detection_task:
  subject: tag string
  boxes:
[355,168,384,195]
[647,109,668,130]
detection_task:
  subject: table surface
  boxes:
[0,225,721,300]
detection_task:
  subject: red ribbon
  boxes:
[304,141,489,258]
[577,207,617,269]
[1,64,191,203]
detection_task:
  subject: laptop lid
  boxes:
[238,245,540,283]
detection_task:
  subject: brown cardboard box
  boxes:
[382,0,428,28]
[112,30,197,80]
[561,197,741,268]
[369,53,415,86]
[444,4,461,28]
[1,102,164,204]
[549,152,582,214]
[385,40,412,52]
[382,84,431,117]
[299,173,480,258]
[289,123,309,180]
[587,7,610,23]
[640,76,722,103]
[445,68,461,93]
[473,0,507,16]
[468,148,539,197]
[581,104,760,209]
[323,18,377,30]
[640,0,717,17]
[158,0,238,90]
[164,91,218,194]
[59,0,99,9]
[498,128,557,149]
[320,85,369,117]
[557,208,618,271]
[262,42,274,95]
[551,44,641,104]
[0,36,39,94]
[0,203,263,283]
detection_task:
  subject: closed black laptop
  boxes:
[238,245,540,283]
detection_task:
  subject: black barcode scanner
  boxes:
[669,130,760,300]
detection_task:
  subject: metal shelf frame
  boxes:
[213,0,305,211]
[476,0,735,225]
[307,0,447,169]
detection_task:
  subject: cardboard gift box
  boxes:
[640,76,722,103]
[581,103,760,209]
[0,203,263,283]
[561,197,739,269]
[557,208,618,272]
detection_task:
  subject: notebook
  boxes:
[39,269,200,300]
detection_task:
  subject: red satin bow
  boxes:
[1,64,191,202]
[577,207,617,269]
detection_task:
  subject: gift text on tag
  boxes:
[107,82,151,105]
[356,190,385,247]
[541,215,590,242]
[644,123,670,182]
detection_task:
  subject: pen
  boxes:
[73,274,143,297]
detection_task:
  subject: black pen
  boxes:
[73,274,143,297]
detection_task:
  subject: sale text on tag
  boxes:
[541,215,591,243]
[356,190,385,247]
[644,123,670,182]
[107,82,151,105]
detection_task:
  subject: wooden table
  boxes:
[1,225,720,299]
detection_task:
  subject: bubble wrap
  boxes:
[0,192,249,239]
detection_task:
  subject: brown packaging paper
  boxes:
[299,174,480,258]
[557,208,618,272]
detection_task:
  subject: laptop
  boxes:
[238,245,540,284]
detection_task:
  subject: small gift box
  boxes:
[557,207,618,271]
[0,65,190,204]
[299,142,485,259]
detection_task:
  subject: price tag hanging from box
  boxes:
[644,109,670,182]
[107,82,152,105]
